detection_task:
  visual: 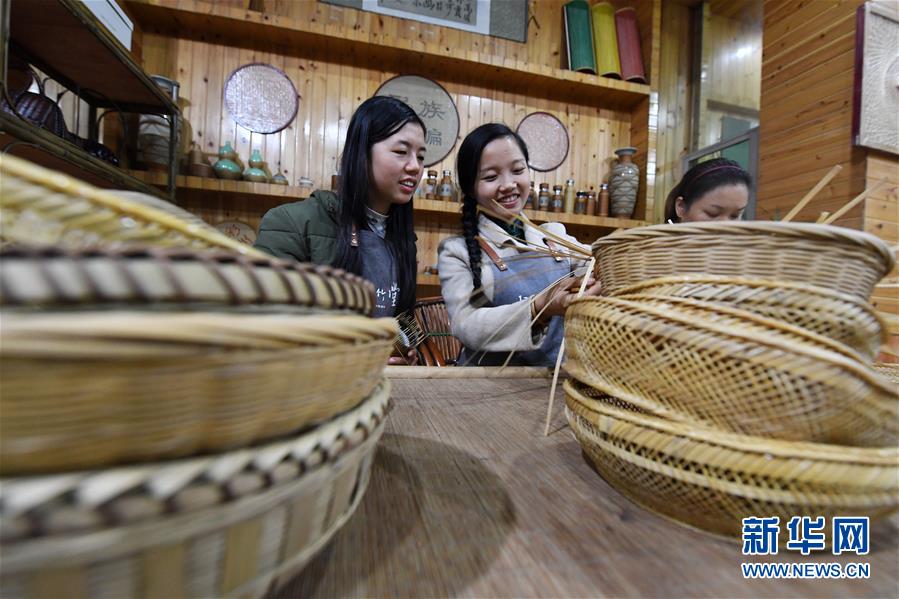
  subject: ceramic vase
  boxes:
[244,149,270,183]
[213,142,242,180]
[608,147,639,218]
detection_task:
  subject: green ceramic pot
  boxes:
[213,142,242,180]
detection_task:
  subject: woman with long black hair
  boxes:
[438,123,601,367]
[255,95,426,317]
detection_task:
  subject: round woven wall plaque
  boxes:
[516,112,569,172]
[224,63,299,134]
[375,75,459,166]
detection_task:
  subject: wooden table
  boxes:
[275,369,899,598]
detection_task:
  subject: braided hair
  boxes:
[664,158,752,223]
[456,123,530,306]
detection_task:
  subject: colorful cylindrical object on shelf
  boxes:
[592,2,621,78]
[615,7,647,83]
[563,0,597,74]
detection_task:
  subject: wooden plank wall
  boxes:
[653,0,693,222]
[758,0,867,224]
[137,0,658,279]
[697,9,761,149]
[759,0,899,362]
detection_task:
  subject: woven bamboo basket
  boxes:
[0,379,390,598]
[564,296,898,445]
[0,245,375,315]
[0,311,396,474]
[591,221,895,300]
[564,379,899,538]
[0,154,267,257]
[614,275,886,361]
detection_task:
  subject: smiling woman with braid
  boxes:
[437,123,601,367]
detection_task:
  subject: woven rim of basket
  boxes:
[565,296,894,395]
[0,154,268,258]
[565,404,898,512]
[617,293,878,361]
[591,221,895,275]
[563,379,899,467]
[0,311,398,358]
[614,273,888,315]
[874,362,899,384]
[0,379,391,537]
[0,244,376,315]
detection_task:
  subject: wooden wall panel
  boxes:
[757,0,866,224]
[697,9,761,149]
[653,0,692,221]
[759,0,898,356]
[140,32,633,274]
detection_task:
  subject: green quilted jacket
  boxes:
[254,190,339,265]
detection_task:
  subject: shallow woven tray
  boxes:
[0,245,375,315]
[591,221,895,300]
[564,296,897,445]
[0,311,396,474]
[564,379,899,539]
[615,275,886,361]
[0,154,267,257]
[0,379,390,598]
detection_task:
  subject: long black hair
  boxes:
[664,158,752,223]
[457,123,530,306]
[332,96,425,315]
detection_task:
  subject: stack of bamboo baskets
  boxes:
[563,221,899,538]
[0,155,395,596]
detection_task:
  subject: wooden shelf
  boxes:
[10,0,178,113]
[0,123,166,198]
[128,176,646,232]
[126,0,651,110]
[414,198,647,232]
[129,170,311,201]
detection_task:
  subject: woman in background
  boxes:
[664,158,752,223]
[438,123,601,367]
[255,95,426,318]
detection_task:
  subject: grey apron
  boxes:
[358,229,400,318]
[460,244,569,367]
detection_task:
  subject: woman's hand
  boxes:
[388,349,419,365]
[532,275,602,322]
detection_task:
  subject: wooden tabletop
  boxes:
[275,371,899,598]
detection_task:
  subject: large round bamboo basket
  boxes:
[614,275,886,361]
[0,154,267,257]
[0,311,396,474]
[0,245,375,315]
[0,380,390,598]
[564,379,899,538]
[564,296,898,445]
[591,221,895,300]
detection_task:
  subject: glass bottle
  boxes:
[574,191,587,215]
[537,183,551,211]
[526,181,536,209]
[598,183,610,217]
[564,178,576,213]
[551,184,564,213]
[424,170,439,200]
[437,170,455,202]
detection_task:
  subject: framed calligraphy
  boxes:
[375,75,460,166]
[320,0,527,43]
